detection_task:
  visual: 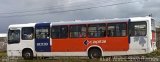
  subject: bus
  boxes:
[7,16,157,59]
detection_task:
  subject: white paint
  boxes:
[51,18,128,26]
[7,23,36,57]
[0,33,7,37]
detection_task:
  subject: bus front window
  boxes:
[8,30,20,44]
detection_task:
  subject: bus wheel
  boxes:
[22,49,33,60]
[88,48,101,59]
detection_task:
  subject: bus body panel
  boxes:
[129,17,154,53]
[52,37,128,52]
[7,23,36,57]
[105,37,129,51]
[35,23,51,52]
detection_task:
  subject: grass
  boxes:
[145,49,160,57]
[1,49,160,62]
[1,57,102,62]
[0,51,6,57]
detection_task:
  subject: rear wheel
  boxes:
[88,48,101,59]
[22,49,33,60]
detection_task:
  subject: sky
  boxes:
[0,0,160,33]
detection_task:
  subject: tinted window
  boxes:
[88,23,106,38]
[51,25,68,38]
[70,25,86,38]
[130,21,147,36]
[151,19,156,31]
[107,23,127,37]
[22,27,34,40]
[35,27,50,39]
[8,30,20,44]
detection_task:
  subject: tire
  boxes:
[88,48,101,59]
[22,50,33,60]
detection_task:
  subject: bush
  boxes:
[145,49,160,57]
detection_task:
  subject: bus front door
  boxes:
[35,23,51,52]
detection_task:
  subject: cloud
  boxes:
[142,0,160,17]
[0,0,159,32]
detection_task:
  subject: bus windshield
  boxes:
[8,30,20,44]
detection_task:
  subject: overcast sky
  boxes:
[0,0,159,33]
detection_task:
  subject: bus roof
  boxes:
[130,16,152,22]
[51,17,152,26]
[8,16,153,28]
[51,18,129,26]
[9,23,36,28]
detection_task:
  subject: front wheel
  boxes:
[22,50,33,60]
[88,48,101,59]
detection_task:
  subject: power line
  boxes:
[0,0,116,15]
[0,1,139,18]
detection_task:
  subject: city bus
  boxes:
[7,16,157,59]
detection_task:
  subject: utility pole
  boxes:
[149,14,152,17]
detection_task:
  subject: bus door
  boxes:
[129,21,148,50]
[8,28,21,55]
[35,23,51,52]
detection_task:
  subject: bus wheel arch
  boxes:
[87,46,102,59]
[22,48,33,60]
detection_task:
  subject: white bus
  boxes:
[7,16,157,59]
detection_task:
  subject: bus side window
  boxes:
[107,25,115,36]
[69,25,86,38]
[35,27,50,39]
[107,23,127,37]
[22,27,34,40]
[88,23,106,38]
[51,25,68,39]
[130,21,147,36]
[107,30,113,36]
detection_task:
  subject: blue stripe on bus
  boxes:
[35,23,51,52]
